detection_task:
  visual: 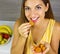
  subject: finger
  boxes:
[43,42,50,54]
[21,23,30,26]
[18,26,30,35]
[33,51,42,54]
[20,31,29,38]
[43,46,49,54]
[21,30,29,35]
[45,43,50,48]
[21,26,31,30]
[19,23,30,28]
[31,45,34,51]
[24,30,29,35]
[18,24,31,30]
[22,27,30,32]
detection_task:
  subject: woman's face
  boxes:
[25,0,49,23]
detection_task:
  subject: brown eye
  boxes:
[36,5,41,10]
[25,7,30,10]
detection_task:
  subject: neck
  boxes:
[31,19,49,44]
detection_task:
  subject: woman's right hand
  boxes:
[18,23,31,38]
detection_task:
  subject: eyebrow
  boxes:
[24,6,29,7]
[25,4,43,7]
[24,4,43,7]
[36,4,43,6]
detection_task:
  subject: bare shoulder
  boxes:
[54,21,60,33]
[14,18,25,35]
[50,20,60,53]
[14,18,21,27]
[53,20,60,40]
[14,18,24,28]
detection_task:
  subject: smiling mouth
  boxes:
[31,17,39,22]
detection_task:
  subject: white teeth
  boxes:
[32,18,38,20]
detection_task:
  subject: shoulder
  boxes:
[53,20,60,40]
[14,18,20,27]
[14,18,24,35]
[54,20,60,33]
[50,20,60,53]
[14,18,24,28]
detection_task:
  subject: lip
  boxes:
[31,17,39,22]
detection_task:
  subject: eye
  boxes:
[36,5,41,10]
[25,7,30,10]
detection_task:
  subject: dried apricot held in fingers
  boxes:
[29,21,34,26]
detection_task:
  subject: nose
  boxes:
[30,10,37,18]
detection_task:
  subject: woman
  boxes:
[11,0,60,54]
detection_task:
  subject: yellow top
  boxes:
[24,19,55,54]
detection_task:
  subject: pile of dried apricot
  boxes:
[33,44,46,53]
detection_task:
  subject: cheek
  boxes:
[25,11,30,20]
[39,10,45,17]
[25,11,30,17]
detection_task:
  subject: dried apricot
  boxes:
[29,21,34,26]
[39,44,44,48]
[42,46,46,52]
[34,46,42,53]
[33,43,46,53]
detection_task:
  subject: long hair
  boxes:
[20,0,54,23]
[42,0,54,19]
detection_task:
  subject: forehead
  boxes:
[25,0,44,6]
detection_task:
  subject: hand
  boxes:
[18,23,31,38]
[42,42,50,54]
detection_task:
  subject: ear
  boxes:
[45,3,49,12]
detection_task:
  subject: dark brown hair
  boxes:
[42,0,54,19]
[20,0,54,22]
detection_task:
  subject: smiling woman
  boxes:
[11,0,60,54]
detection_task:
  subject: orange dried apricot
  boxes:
[39,44,44,48]
[42,46,46,52]
[33,43,46,53]
[29,21,34,26]
[34,46,42,53]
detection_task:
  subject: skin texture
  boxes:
[11,0,60,54]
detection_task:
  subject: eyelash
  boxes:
[36,6,41,9]
[25,7,30,10]
[25,6,41,11]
